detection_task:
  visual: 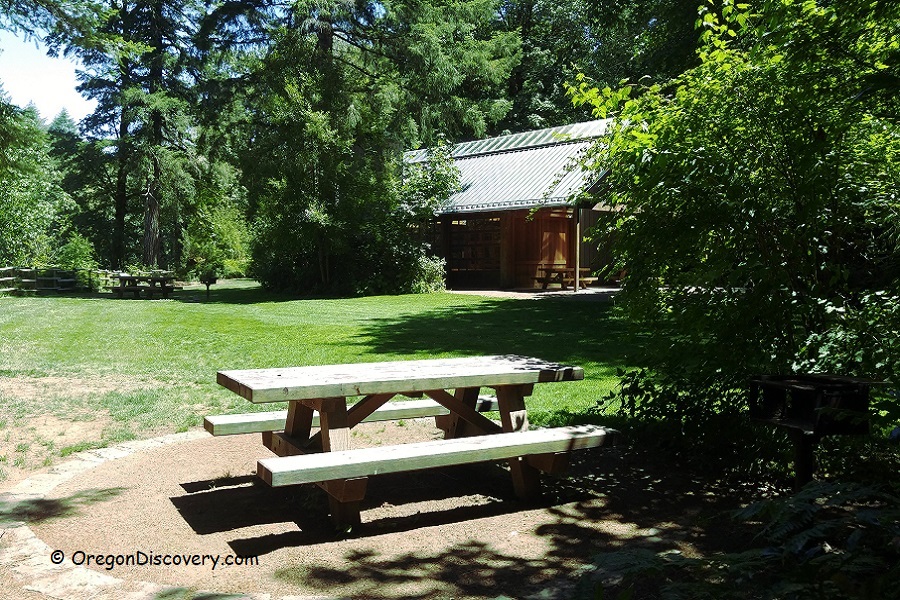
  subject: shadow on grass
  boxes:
[167,280,363,306]
[0,487,126,525]
[359,297,643,368]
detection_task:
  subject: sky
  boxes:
[0,29,97,124]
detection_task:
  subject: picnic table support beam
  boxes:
[497,385,541,500]
[436,387,481,438]
[319,399,365,528]
[791,430,818,490]
[424,389,502,436]
[320,477,368,529]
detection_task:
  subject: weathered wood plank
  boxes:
[257,425,618,487]
[319,404,351,452]
[204,397,501,436]
[262,431,309,457]
[496,385,539,499]
[424,389,502,435]
[284,402,314,440]
[442,387,481,439]
[217,355,583,404]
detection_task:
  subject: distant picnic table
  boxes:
[108,273,180,299]
[206,355,618,528]
[534,266,597,290]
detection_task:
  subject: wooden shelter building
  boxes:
[406,119,611,289]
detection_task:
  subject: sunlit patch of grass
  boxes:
[59,440,106,457]
[1,281,637,470]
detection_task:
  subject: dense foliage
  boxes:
[1,0,701,289]
[571,2,900,596]
[573,0,900,449]
[0,100,72,265]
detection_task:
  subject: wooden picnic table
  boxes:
[535,266,596,290]
[211,355,617,527]
[109,273,178,299]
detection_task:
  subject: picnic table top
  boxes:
[217,355,584,404]
[538,266,591,273]
[112,275,175,286]
[113,273,175,279]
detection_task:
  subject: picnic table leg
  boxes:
[496,385,541,500]
[319,404,366,528]
[438,387,481,439]
[263,401,315,456]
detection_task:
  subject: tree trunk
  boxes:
[142,0,165,268]
[143,151,161,266]
[113,110,130,270]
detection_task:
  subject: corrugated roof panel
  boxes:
[404,118,611,163]
[440,140,597,214]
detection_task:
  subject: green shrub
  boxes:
[572,0,900,458]
[55,233,99,289]
[411,254,446,294]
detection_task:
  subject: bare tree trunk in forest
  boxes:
[142,0,165,268]
[112,60,133,270]
[143,151,161,266]
[113,129,128,269]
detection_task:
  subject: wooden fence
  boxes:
[0,267,120,294]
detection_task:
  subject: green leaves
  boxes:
[0,103,72,266]
[569,0,900,468]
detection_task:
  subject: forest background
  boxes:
[0,0,701,294]
[3,1,900,596]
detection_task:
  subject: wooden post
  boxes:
[791,430,818,490]
[574,208,581,292]
[496,385,541,500]
[318,402,367,528]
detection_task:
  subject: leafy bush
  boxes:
[583,479,900,600]
[410,254,446,294]
[250,128,457,296]
[181,162,250,281]
[55,232,99,289]
[571,0,900,456]
[0,106,73,266]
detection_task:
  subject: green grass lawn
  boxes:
[0,280,639,467]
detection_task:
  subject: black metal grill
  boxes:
[749,374,871,436]
[749,374,872,488]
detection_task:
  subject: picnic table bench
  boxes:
[107,273,181,299]
[534,266,597,290]
[207,355,618,528]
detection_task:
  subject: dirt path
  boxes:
[1,418,756,600]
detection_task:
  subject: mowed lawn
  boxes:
[0,280,638,476]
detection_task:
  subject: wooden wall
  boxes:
[500,208,573,288]
[436,207,613,289]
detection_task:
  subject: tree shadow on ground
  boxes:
[173,462,575,551]
[172,446,769,599]
[152,588,245,600]
[0,488,125,525]
[358,297,644,368]
[166,281,365,306]
[266,447,765,599]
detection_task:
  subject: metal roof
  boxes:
[405,119,610,215]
